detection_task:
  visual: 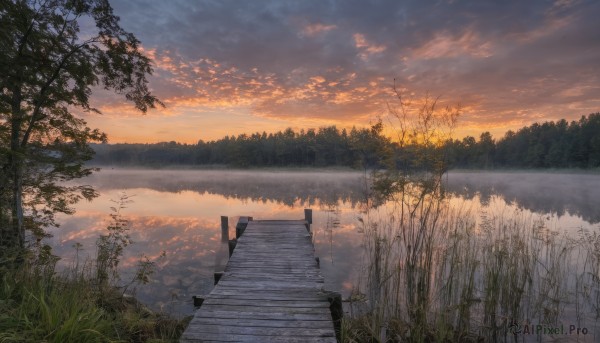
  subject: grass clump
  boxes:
[343,186,600,342]
[0,194,190,342]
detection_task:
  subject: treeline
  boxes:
[91,113,600,169]
[91,125,388,168]
[447,113,600,169]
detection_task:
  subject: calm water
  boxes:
[48,169,599,318]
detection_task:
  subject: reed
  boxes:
[344,181,600,342]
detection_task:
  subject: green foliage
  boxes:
[0,0,162,254]
[0,260,188,343]
[0,262,112,343]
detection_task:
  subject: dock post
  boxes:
[304,208,312,231]
[214,271,224,285]
[221,216,229,242]
[327,291,343,342]
[192,295,204,307]
[236,216,250,238]
[228,238,237,257]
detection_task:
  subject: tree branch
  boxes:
[20,40,94,148]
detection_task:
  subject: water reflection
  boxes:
[50,169,599,316]
[83,170,600,223]
[83,169,368,208]
[445,171,600,223]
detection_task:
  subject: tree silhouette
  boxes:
[0,0,162,255]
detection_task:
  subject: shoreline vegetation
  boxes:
[341,185,600,342]
[2,2,174,341]
[0,195,190,342]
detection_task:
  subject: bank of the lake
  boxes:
[0,242,190,343]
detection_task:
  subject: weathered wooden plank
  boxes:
[251,220,307,224]
[183,324,335,337]
[224,262,318,268]
[222,267,321,273]
[192,309,332,321]
[224,265,318,270]
[193,304,329,314]
[202,298,330,308]
[223,271,323,278]
[186,316,335,328]
[206,294,329,302]
[228,254,313,258]
[181,333,335,343]
[210,288,331,297]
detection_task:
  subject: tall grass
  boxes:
[0,195,189,342]
[0,257,113,342]
[343,182,600,342]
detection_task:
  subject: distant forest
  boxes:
[91,113,600,169]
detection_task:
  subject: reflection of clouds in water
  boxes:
[50,212,223,315]
[314,219,363,296]
[51,186,367,315]
[51,169,599,315]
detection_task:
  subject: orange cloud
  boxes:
[353,33,387,60]
[411,29,493,59]
[302,23,337,37]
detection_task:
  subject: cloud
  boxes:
[92,0,600,143]
[353,33,387,59]
[410,29,493,59]
[301,23,337,37]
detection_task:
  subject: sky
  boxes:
[83,0,600,144]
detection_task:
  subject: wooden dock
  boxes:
[180,213,339,342]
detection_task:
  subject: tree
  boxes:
[477,132,495,168]
[0,0,162,257]
[365,85,461,341]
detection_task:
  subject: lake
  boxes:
[49,169,599,327]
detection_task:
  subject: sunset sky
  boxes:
[84,0,600,144]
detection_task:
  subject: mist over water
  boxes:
[83,169,367,207]
[83,169,600,223]
[50,169,599,316]
[446,171,600,223]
